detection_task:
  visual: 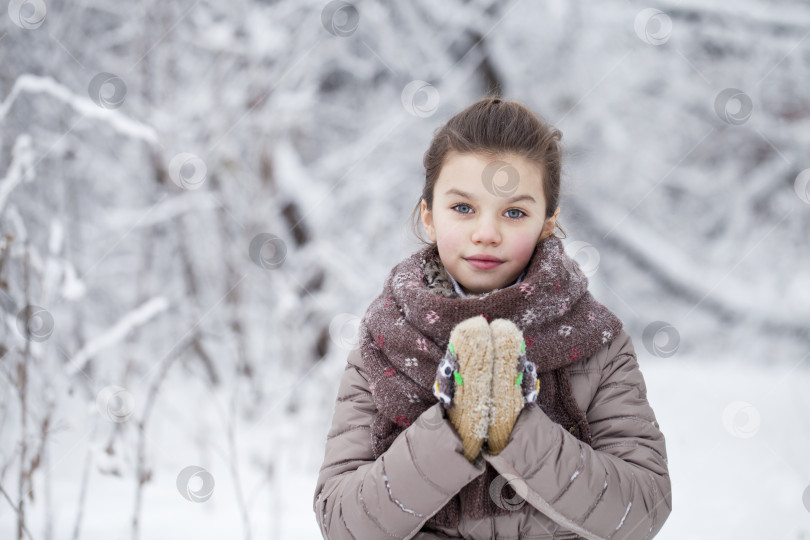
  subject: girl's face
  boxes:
[420,151,559,295]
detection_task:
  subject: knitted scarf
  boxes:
[358,234,624,529]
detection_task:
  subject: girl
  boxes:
[313,97,671,539]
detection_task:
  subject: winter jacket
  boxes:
[313,327,671,539]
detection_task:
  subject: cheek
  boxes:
[434,217,464,251]
[436,231,462,255]
[509,233,540,259]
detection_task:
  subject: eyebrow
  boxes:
[444,188,537,204]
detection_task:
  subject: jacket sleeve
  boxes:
[313,347,487,540]
[482,330,672,540]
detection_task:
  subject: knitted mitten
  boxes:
[432,315,495,463]
[486,319,539,455]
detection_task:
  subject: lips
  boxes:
[466,255,503,270]
[466,255,503,263]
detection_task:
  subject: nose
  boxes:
[471,215,501,245]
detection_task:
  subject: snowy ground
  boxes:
[3,350,809,539]
[641,352,810,540]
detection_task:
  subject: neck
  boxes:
[445,268,527,297]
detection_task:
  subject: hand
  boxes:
[432,315,495,463]
[485,319,537,455]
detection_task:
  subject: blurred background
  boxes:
[1,0,808,538]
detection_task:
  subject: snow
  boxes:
[1,0,808,538]
[0,75,159,145]
[0,134,34,213]
[645,353,810,539]
[65,297,170,376]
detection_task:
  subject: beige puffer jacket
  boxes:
[313,328,671,539]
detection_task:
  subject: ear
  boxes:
[420,199,437,242]
[539,207,560,240]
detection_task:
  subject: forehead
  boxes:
[436,152,545,197]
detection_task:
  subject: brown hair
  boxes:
[409,94,568,244]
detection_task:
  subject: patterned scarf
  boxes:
[358,234,624,528]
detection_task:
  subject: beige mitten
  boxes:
[486,318,534,455]
[433,315,495,463]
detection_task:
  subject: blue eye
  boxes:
[451,204,527,220]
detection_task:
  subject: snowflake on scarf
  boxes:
[520,308,539,326]
[392,272,410,291]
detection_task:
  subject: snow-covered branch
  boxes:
[65,297,170,377]
[0,135,35,214]
[103,191,222,230]
[572,198,809,330]
[0,74,158,145]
